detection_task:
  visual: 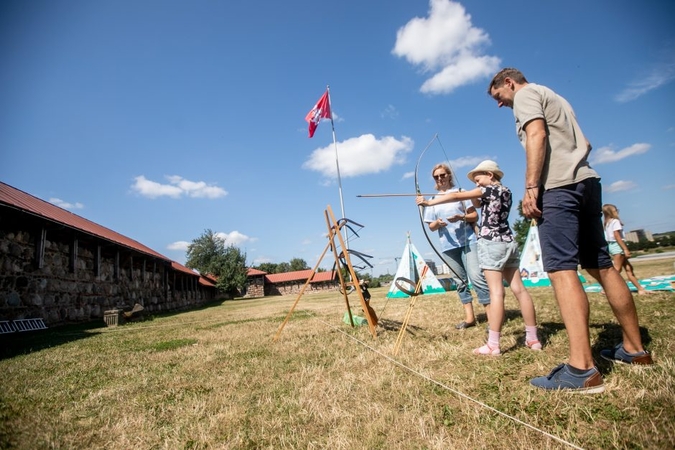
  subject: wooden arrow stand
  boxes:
[393,265,427,355]
[273,205,378,341]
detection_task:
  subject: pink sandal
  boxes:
[473,343,501,356]
[526,339,543,351]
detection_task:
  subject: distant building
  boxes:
[440,263,450,275]
[625,229,654,243]
[244,268,338,297]
[0,182,218,327]
[425,259,438,275]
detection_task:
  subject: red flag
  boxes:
[305,91,331,138]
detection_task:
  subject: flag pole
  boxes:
[326,85,348,248]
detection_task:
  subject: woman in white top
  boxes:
[602,204,647,295]
[420,163,491,329]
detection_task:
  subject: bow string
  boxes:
[414,134,468,286]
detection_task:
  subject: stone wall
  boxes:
[244,275,265,298]
[0,210,215,326]
[264,280,338,297]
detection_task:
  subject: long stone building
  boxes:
[0,181,218,327]
[245,268,338,297]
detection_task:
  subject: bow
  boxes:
[414,134,466,286]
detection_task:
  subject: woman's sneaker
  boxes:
[600,343,653,365]
[530,364,605,394]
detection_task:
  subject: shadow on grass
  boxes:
[592,323,653,374]
[141,298,228,321]
[534,320,567,349]
[0,299,230,361]
[377,317,424,334]
[524,319,653,374]
[0,321,106,361]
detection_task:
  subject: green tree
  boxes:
[212,245,248,295]
[256,262,278,274]
[185,229,224,275]
[289,258,309,271]
[276,262,291,273]
[512,201,533,250]
[357,271,372,283]
[640,238,656,250]
[185,229,248,296]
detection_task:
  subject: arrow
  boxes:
[356,193,437,198]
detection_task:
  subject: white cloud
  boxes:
[303,134,414,178]
[392,0,500,95]
[448,155,496,169]
[131,175,227,199]
[615,56,675,102]
[49,198,84,210]
[589,143,650,165]
[381,104,399,119]
[605,180,638,193]
[420,54,501,94]
[253,256,272,265]
[170,232,254,254]
[167,241,190,251]
[164,176,228,198]
[215,231,255,246]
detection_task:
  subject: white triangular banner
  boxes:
[387,234,446,298]
[519,223,585,286]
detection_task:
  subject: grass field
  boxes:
[1,257,674,449]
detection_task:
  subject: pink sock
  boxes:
[525,325,539,342]
[488,330,501,348]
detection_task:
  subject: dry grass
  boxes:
[1,257,674,449]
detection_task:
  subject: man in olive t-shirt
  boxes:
[487,68,653,394]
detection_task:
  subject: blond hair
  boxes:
[602,204,623,228]
[431,163,455,191]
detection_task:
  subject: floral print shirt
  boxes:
[478,184,514,242]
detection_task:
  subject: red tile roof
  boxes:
[199,276,216,287]
[171,261,199,276]
[264,269,314,283]
[1,181,169,261]
[263,269,336,284]
[310,271,337,283]
[201,273,218,283]
[247,268,267,276]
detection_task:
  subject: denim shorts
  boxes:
[537,178,613,271]
[607,241,624,256]
[477,239,521,270]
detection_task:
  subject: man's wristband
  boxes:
[526,186,538,190]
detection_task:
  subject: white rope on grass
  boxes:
[318,318,585,450]
[39,307,581,449]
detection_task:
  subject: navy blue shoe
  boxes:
[600,343,653,365]
[530,364,605,394]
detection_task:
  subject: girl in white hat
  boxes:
[417,160,541,355]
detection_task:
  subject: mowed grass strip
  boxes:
[1,257,673,449]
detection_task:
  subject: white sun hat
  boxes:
[467,160,504,182]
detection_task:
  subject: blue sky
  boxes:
[2,0,674,277]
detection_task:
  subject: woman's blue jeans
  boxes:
[442,243,490,305]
